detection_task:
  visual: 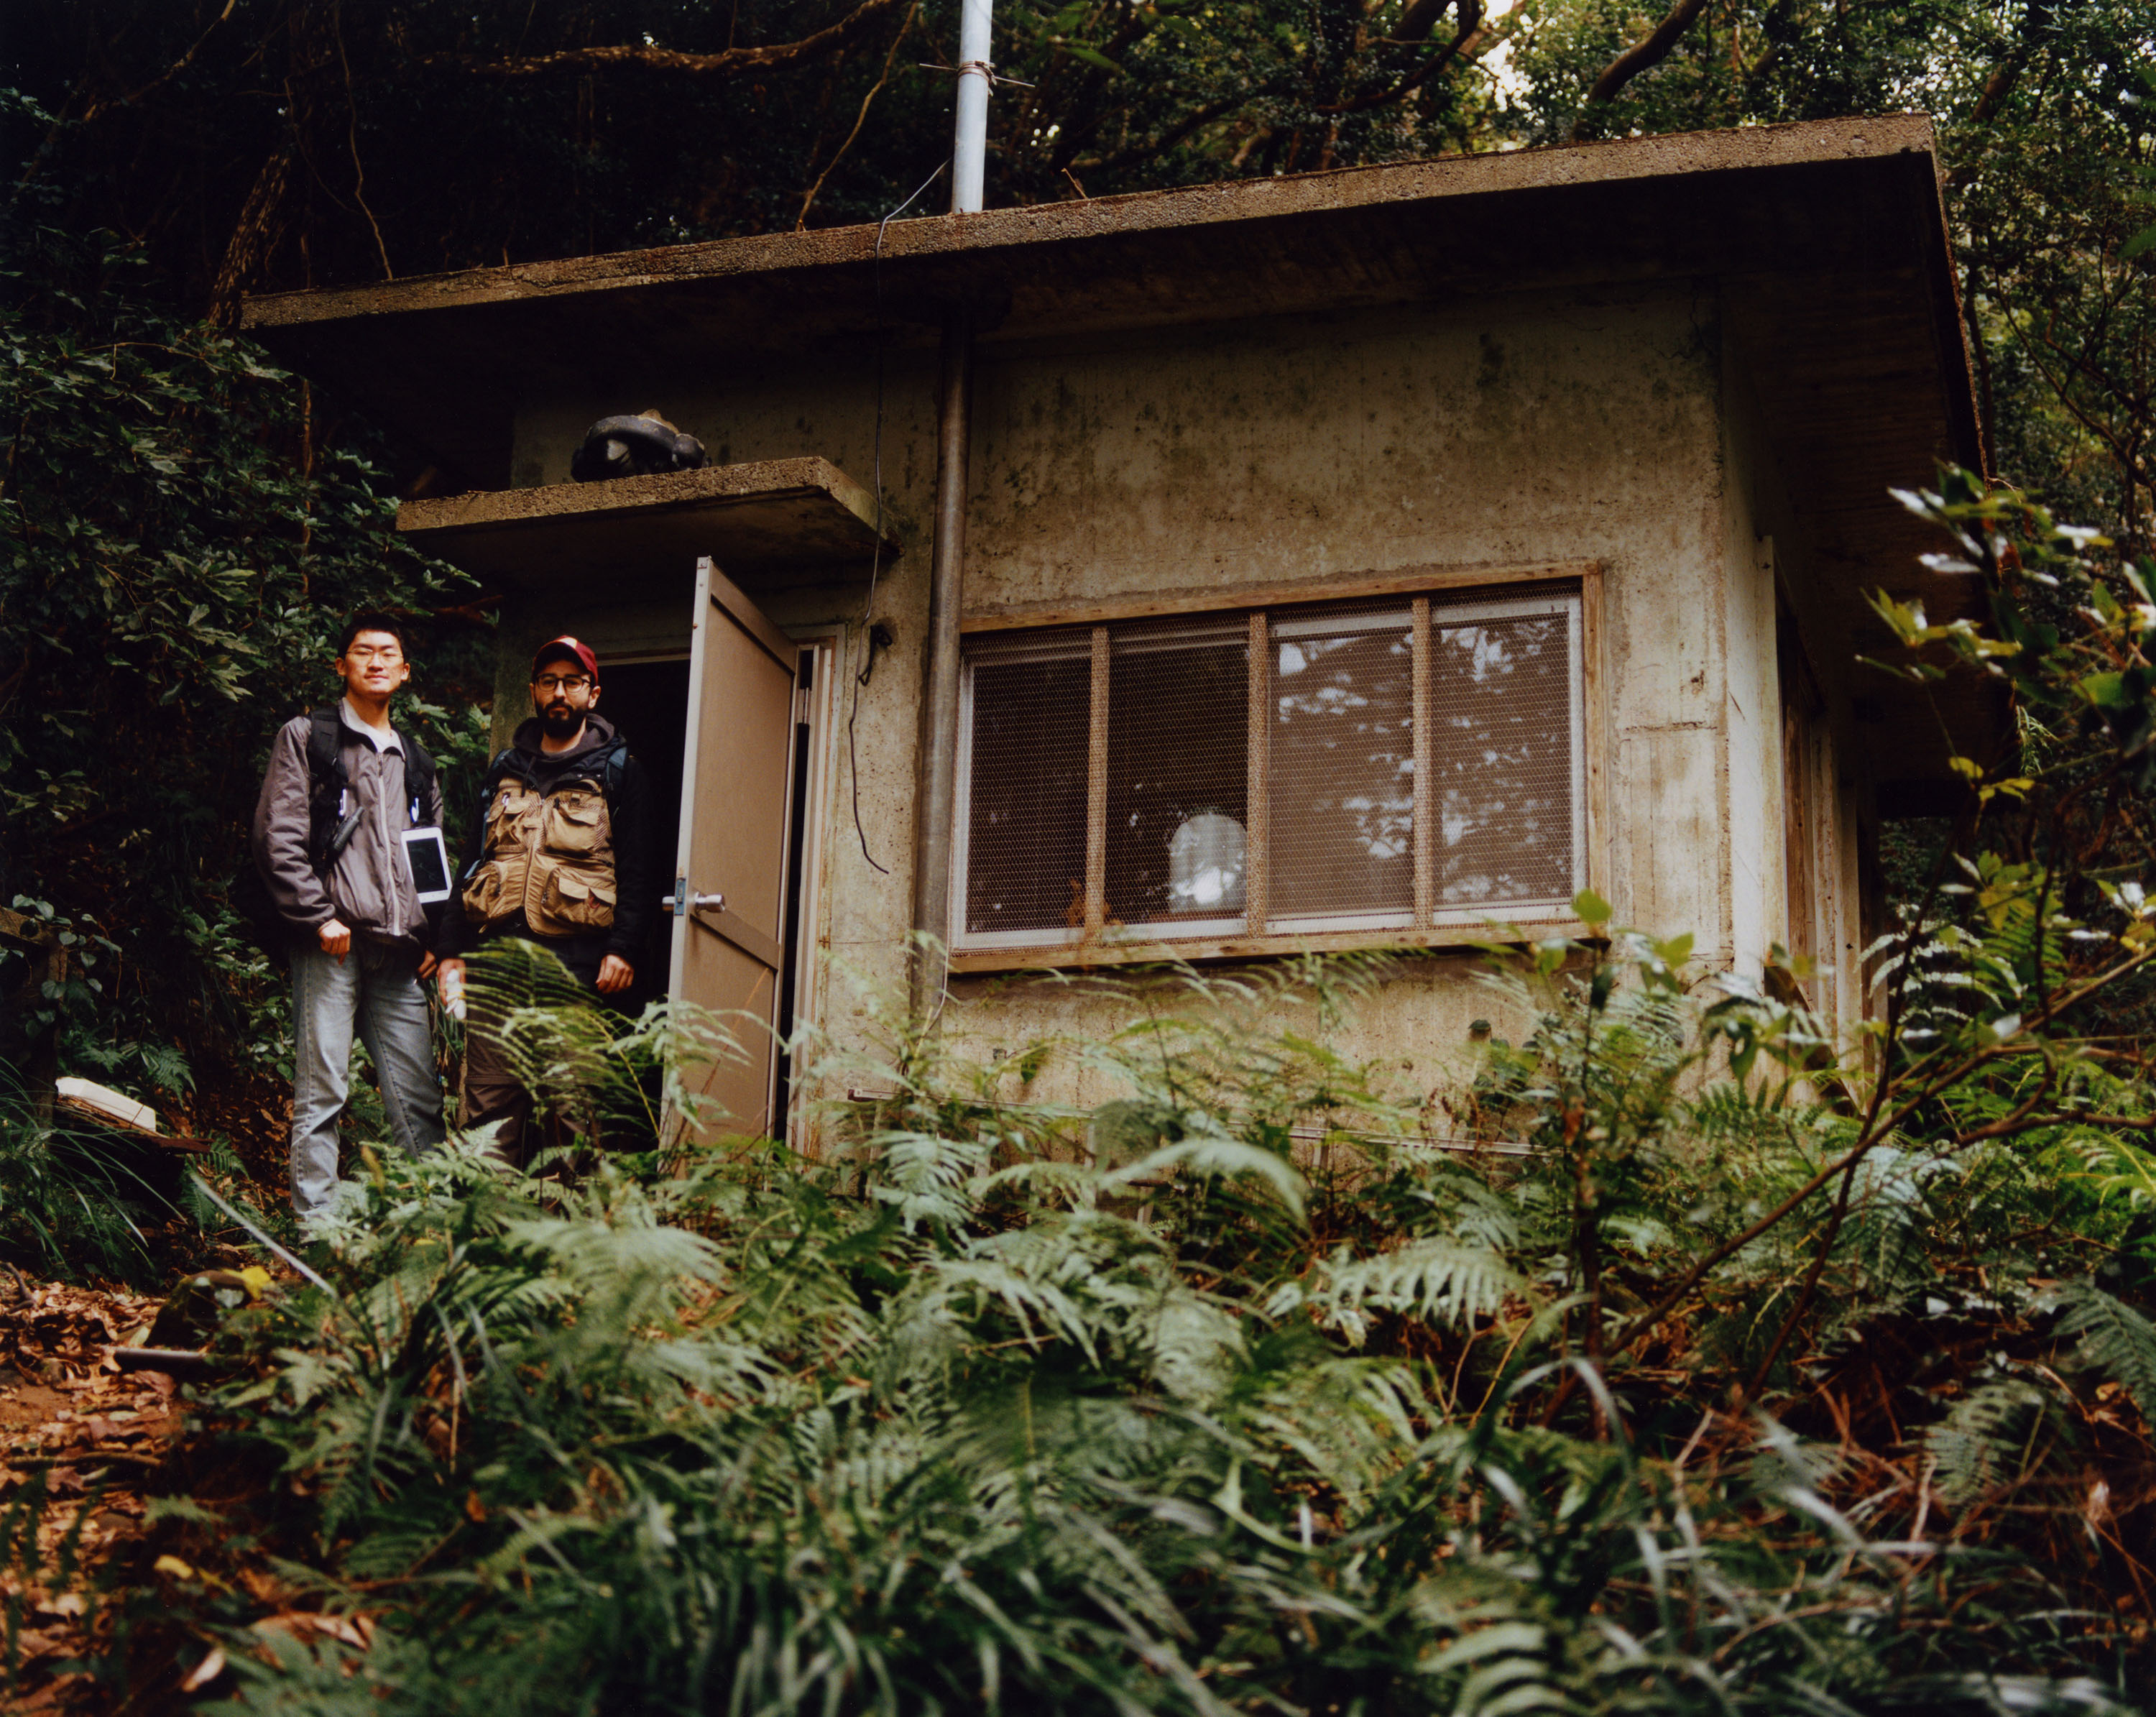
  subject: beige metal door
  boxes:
[668,557,799,1141]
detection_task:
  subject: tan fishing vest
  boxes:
[460,772,617,938]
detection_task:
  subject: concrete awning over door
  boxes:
[395,457,897,587]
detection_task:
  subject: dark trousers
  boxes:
[457,933,609,1170]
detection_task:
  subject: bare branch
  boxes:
[1317,0,1483,116]
[796,3,918,231]
[81,0,240,125]
[418,0,909,80]
[1570,0,1712,140]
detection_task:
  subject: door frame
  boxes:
[775,630,840,1150]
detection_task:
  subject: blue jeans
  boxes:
[289,938,445,1217]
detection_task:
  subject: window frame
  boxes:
[949,558,1606,972]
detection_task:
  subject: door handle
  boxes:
[661,887,728,915]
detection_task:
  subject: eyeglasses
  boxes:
[533,673,591,693]
[345,645,404,663]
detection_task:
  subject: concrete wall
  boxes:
[1720,339,1871,1036]
[502,283,1821,1123]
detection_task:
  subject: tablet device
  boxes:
[402,827,453,904]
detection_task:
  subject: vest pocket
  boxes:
[540,788,610,856]
[487,783,541,849]
[462,857,518,928]
[538,867,616,934]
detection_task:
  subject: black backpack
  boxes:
[233,708,441,961]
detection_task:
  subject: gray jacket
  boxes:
[251,707,446,952]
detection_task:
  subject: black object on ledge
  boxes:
[570,411,707,482]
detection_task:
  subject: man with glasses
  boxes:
[436,636,655,1164]
[251,613,448,1222]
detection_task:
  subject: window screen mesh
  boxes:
[1269,602,1416,922]
[1426,594,1577,908]
[962,632,1091,939]
[1105,616,1248,928]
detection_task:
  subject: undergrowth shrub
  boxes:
[44,931,2150,1713]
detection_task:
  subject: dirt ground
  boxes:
[0,1273,185,1711]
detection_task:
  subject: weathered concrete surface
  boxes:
[398,457,898,584]
[244,116,1948,351]
[1721,333,1873,1032]
[492,287,1779,1110]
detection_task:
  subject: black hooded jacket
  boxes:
[437,711,657,968]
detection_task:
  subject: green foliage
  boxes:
[2056,1280,2156,1422]
[0,220,491,1133]
[47,921,2148,1709]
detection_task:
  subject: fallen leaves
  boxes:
[0,1271,183,1709]
[177,1644,225,1692]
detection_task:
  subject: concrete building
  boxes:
[243,115,1987,1143]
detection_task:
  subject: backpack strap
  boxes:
[393,727,440,827]
[594,735,630,804]
[479,746,519,804]
[526,737,630,803]
[303,706,350,869]
[474,736,627,812]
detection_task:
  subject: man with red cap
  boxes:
[436,635,656,1163]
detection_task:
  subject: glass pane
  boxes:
[1427,602,1575,908]
[963,635,1091,939]
[1269,605,1416,920]
[1105,618,1248,929]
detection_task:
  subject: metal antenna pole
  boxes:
[951,0,993,213]
[913,0,992,1015]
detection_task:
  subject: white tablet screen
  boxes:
[402,827,453,903]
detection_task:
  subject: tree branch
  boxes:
[79,0,240,126]
[417,0,909,80]
[1317,0,1483,116]
[1606,939,2156,1361]
[1570,0,1712,140]
[208,148,295,326]
[795,3,917,231]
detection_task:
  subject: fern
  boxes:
[1928,1378,2070,1506]
[88,947,2153,1713]
[1291,1238,1529,1345]
[2055,1281,2156,1422]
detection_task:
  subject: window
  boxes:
[953,575,1593,964]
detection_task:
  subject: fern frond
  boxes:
[1304,1238,1528,1343]
[1927,1378,2068,1506]
[2055,1281,2156,1421]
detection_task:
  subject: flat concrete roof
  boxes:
[244,115,1976,475]
[244,115,1992,785]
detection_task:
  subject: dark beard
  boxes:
[540,704,585,742]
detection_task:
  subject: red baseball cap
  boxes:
[532,636,599,680]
